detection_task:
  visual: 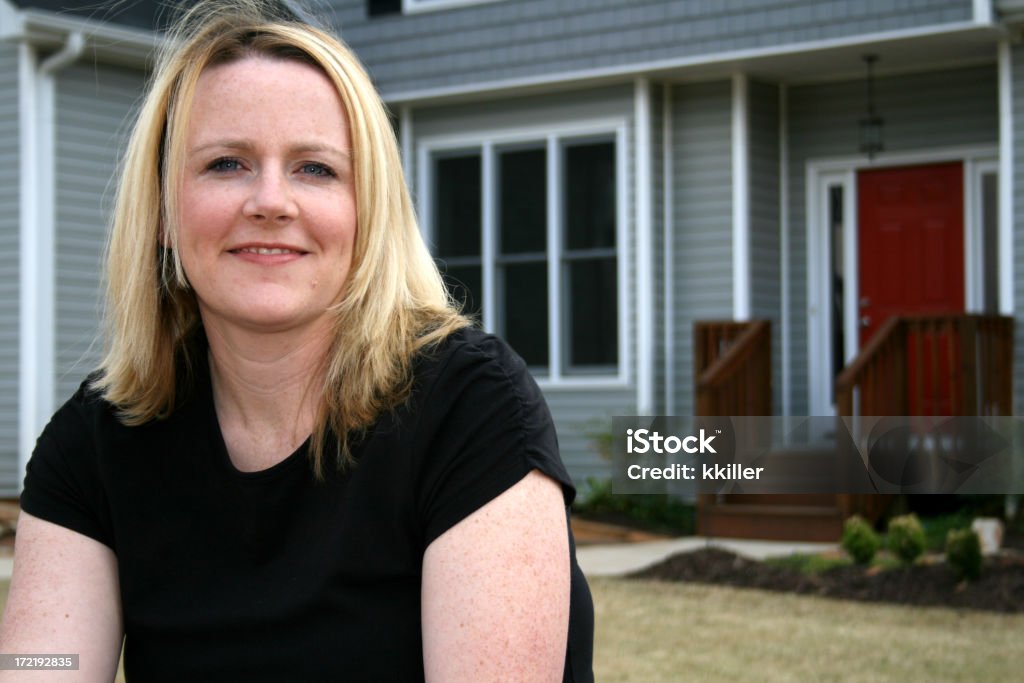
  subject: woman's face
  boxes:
[177,56,356,338]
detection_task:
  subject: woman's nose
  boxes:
[243,169,298,223]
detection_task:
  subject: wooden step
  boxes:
[698,502,843,542]
[723,494,837,507]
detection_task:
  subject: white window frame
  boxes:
[403,0,506,14]
[966,157,999,312]
[418,118,631,389]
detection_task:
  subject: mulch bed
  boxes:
[630,546,1024,613]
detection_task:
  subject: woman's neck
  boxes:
[203,320,332,472]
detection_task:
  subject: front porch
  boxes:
[693,315,1013,541]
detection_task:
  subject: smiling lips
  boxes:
[229,245,308,263]
[234,246,304,255]
[232,244,307,258]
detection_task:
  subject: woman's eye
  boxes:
[209,157,242,172]
[300,162,335,177]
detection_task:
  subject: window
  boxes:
[424,125,625,382]
[369,0,506,16]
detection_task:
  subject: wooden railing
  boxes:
[835,314,1013,417]
[694,320,771,416]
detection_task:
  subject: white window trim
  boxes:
[966,157,999,312]
[417,118,631,389]
[806,144,999,416]
[403,0,506,14]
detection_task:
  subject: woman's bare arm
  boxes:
[0,511,122,681]
[421,470,570,682]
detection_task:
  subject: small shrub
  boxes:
[841,515,880,565]
[766,553,851,575]
[572,478,696,535]
[946,528,983,581]
[888,513,927,565]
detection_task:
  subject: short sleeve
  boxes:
[413,330,575,548]
[19,386,115,550]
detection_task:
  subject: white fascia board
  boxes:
[0,0,23,41]
[381,22,993,105]
[17,8,157,66]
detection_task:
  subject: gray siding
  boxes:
[787,64,997,414]
[0,44,20,494]
[335,0,974,98]
[54,62,144,403]
[670,80,734,418]
[750,80,782,414]
[412,85,636,484]
[1014,44,1024,415]
[651,84,665,415]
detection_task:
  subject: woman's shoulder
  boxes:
[415,325,531,389]
[49,373,117,433]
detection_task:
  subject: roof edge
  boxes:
[3,4,158,66]
[379,20,1003,107]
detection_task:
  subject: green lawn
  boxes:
[4,577,1020,681]
[593,577,1024,682]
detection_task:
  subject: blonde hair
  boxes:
[95,0,466,476]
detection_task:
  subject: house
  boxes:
[1,1,1020,511]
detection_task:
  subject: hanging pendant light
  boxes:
[859,54,884,160]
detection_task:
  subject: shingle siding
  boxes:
[335,0,974,97]
[750,80,782,414]
[1013,43,1024,415]
[670,80,734,419]
[53,62,144,404]
[0,44,21,495]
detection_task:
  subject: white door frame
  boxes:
[806,144,998,416]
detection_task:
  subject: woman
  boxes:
[0,1,594,680]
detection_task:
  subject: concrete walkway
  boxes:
[576,537,838,577]
[0,540,839,581]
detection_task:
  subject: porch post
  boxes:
[732,73,751,321]
[634,77,655,414]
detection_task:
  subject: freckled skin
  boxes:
[421,471,570,681]
[177,57,356,339]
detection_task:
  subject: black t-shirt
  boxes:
[21,327,594,682]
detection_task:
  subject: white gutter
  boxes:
[17,8,156,65]
[18,31,84,490]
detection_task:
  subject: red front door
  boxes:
[857,162,964,414]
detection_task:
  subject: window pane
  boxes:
[499,148,546,255]
[566,257,617,369]
[565,141,615,250]
[434,153,481,257]
[440,263,482,318]
[501,262,548,368]
[982,172,998,313]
